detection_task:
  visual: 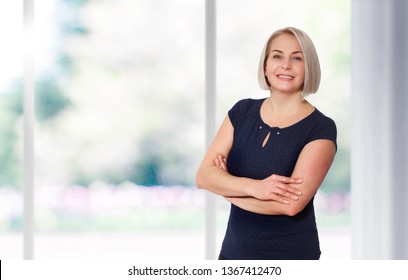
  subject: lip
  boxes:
[276,74,294,80]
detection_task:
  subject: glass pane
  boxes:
[0,1,24,259]
[216,0,351,259]
[35,0,205,259]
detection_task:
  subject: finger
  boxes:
[272,185,300,201]
[272,174,303,184]
[217,155,227,170]
[274,194,290,205]
[276,182,303,196]
[221,160,227,168]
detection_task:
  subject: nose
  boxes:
[281,58,292,69]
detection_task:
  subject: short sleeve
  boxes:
[227,98,251,128]
[306,115,337,150]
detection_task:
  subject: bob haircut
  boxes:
[258,27,321,95]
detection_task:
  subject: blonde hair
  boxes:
[258,27,321,95]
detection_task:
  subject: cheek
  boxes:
[296,66,305,79]
[264,63,275,75]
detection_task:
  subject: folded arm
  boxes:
[224,139,336,216]
[195,115,303,204]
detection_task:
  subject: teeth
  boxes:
[278,75,293,79]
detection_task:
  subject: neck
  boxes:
[268,91,306,116]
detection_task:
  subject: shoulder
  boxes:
[231,98,263,110]
[229,98,264,115]
[313,109,337,132]
[228,98,264,126]
[306,108,337,147]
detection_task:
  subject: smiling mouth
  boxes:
[277,75,294,80]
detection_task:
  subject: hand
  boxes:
[214,154,228,172]
[249,174,303,204]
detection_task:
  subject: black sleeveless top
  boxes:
[220,98,337,260]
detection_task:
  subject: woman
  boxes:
[195,27,337,260]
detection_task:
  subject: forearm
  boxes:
[226,196,292,216]
[196,165,255,197]
[226,140,337,216]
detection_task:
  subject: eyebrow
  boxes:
[271,49,303,54]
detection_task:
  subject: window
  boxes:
[1,0,350,259]
[0,1,24,259]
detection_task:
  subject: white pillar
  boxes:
[23,0,35,260]
[205,0,217,260]
[351,0,408,259]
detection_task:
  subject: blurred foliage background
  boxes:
[0,0,350,233]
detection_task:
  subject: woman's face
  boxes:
[264,33,305,94]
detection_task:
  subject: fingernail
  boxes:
[297,191,302,195]
[293,196,299,200]
[284,200,290,204]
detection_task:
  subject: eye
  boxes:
[293,56,303,62]
[272,54,282,59]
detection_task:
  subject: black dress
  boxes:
[219,98,337,260]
